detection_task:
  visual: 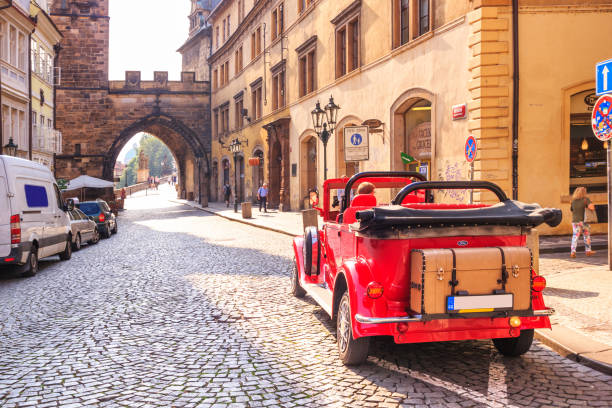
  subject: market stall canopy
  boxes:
[65,175,115,191]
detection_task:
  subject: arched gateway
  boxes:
[50,1,211,204]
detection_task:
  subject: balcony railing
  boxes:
[32,127,62,154]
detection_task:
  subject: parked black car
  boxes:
[77,200,117,238]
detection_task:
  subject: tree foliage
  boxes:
[118,134,175,187]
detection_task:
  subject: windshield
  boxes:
[79,203,101,215]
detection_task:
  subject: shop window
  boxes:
[332,3,360,79]
[570,89,606,193]
[403,99,431,179]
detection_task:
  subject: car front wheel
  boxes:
[290,260,306,298]
[337,292,370,365]
[493,329,534,357]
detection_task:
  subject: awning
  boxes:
[65,175,115,191]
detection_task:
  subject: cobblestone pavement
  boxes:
[1,195,611,407]
[540,252,612,348]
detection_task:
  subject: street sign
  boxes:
[452,104,467,120]
[344,126,369,161]
[401,152,416,164]
[465,135,477,163]
[596,59,612,96]
[592,94,612,141]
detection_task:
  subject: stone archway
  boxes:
[299,133,318,209]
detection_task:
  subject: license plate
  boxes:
[447,294,513,313]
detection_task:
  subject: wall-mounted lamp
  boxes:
[581,138,589,151]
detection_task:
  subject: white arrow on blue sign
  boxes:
[596,58,612,96]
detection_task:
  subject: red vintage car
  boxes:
[291,172,561,365]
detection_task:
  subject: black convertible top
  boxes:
[354,200,562,232]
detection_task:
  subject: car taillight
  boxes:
[98,213,105,222]
[10,214,21,244]
[366,282,384,299]
[532,275,546,292]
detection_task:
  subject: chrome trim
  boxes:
[355,314,423,324]
[532,308,555,316]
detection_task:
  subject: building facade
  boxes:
[30,0,62,169]
[200,0,612,233]
[0,0,34,159]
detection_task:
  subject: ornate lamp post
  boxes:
[311,96,340,180]
[226,137,248,213]
[3,137,18,157]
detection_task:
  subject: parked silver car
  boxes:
[68,209,99,250]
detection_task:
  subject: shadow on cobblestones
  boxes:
[544,287,599,299]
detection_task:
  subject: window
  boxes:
[215,26,219,48]
[9,26,16,66]
[222,18,226,41]
[213,68,218,89]
[235,45,243,75]
[213,109,219,137]
[297,36,317,97]
[24,185,48,207]
[234,96,244,129]
[256,26,262,55]
[227,15,231,36]
[238,0,244,22]
[271,3,284,41]
[220,64,225,86]
[221,104,229,134]
[393,0,431,47]
[333,5,359,79]
[271,63,285,110]
[298,0,312,14]
[251,27,262,60]
[250,79,263,121]
[18,32,25,71]
[224,60,229,84]
[251,32,256,60]
[30,39,37,72]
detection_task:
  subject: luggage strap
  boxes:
[496,247,508,291]
[449,248,459,296]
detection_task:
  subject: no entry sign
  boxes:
[465,135,477,163]
[592,94,612,141]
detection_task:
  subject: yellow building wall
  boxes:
[518,6,612,234]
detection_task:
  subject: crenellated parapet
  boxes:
[108,71,210,94]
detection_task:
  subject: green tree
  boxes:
[139,135,174,177]
[119,156,138,187]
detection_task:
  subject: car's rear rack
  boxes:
[355,308,555,324]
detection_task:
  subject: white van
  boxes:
[0,155,72,277]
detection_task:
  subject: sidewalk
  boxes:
[176,198,612,374]
[540,233,608,254]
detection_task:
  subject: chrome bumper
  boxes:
[354,308,555,324]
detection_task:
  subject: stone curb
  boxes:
[169,199,297,237]
[535,328,612,376]
[539,242,608,254]
[171,198,612,376]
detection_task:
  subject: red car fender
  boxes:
[292,237,305,276]
[336,258,375,339]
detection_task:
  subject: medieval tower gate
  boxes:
[50,0,211,204]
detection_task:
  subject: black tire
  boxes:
[290,260,306,298]
[493,329,534,357]
[337,292,370,365]
[20,246,39,278]
[88,228,100,245]
[103,224,111,239]
[72,233,81,251]
[59,237,72,261]
[111,221,118,234]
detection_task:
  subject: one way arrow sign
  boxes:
[597,59,612,95]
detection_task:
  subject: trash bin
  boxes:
[241,202,252,219]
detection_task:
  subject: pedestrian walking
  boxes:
[120,187,126,200]
[570,186,596,258]
[257,182,269,212]
[223,183,232,208]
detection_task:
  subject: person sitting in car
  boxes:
[356,182,375,196]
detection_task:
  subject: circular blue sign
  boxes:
[592,95,612,141]
[351,133,363,146]
[465,136,477,163]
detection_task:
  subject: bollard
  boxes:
[241,202,252,218]
[302,209,318,231]
[526,228,539,275]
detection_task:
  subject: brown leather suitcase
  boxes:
[410,247,532,315]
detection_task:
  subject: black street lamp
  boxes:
[311,96,340,180]
[3,137,18,157]
[226,137,248,213]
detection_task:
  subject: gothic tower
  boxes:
[178,0,220,82]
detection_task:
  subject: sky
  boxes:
[110,0,191,162]
[109,0,191,81]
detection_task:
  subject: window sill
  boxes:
[391,31,434,55]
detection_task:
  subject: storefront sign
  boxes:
[452,104,467,120]
[362,119,383,129]
[592,94,612,141]
[344,126,369,161]
[408,122,431,160]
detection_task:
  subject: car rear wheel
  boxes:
[20,246,39,278]
[88,228,100,245]
[493,329,534,357]
[337,292,370,365]
[290,259,306,298]
[111,221,117,234]
[103,224,111,238]
[72,233,81,251]
[59,237,72,261]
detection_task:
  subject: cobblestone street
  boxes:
[1,193,611,407]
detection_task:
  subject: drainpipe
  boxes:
[512,0,519,200]
[28,23,35,161]
[0,1,12,153]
